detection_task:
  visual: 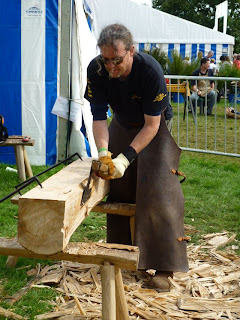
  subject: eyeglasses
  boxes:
[100,51,129,65]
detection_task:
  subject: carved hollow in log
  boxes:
[18,158,110,255]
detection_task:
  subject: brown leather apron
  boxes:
[107,115,189,272]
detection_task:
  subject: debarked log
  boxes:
[18,158,110,255]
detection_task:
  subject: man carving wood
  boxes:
[84,24,188,291]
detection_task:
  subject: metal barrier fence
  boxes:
[165,75,240,158]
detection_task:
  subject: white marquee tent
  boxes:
[85,0,234,62]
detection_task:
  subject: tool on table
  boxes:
[22,136,30,142]
[81,160,108,205]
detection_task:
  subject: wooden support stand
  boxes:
[0,135,34,182]
[0,237,138,320]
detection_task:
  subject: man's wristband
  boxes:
[98,148,107,153]
[122,146,137,164]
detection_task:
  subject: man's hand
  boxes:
[112,153,130,179]
[98,150,115,180]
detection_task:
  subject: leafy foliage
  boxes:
[167,50,201,76]
[217,63,240,92]
[152,0,240,53]
[167,50,186,75]
[146,48,201,79]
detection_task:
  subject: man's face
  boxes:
[100,41,135,78]
[202,61,210,71]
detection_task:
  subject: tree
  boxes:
[152,0,240,53]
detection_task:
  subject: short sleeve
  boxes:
[141,60,168,116]
[84,58,109,120]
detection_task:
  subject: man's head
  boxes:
[207,50,214,58]
[97,24,135,78]
[200,57,210,71]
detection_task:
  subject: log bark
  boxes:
[0,237,139,271]
[18,158,110,255]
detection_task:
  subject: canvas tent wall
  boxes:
[0,0,97,166]
[85,0,234,63]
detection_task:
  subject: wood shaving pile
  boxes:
[5,229,240,319]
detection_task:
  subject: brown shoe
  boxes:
[148,271,173,292]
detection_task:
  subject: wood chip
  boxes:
[177,297,240,312]
[0,306,24,320]
[5,230,240,320]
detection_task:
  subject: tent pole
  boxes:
[65,0,74,159]
[58,0,72,162]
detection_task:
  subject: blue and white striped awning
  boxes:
[137,43,230,63]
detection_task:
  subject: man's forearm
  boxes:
[130,115,161,154]
[92,120,109,151]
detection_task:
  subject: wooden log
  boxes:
[18,158,110,255]
[101,262,116,320]
[0,237,139,271]
[115,267,129,320]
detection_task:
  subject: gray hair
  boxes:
[97,24,133,51]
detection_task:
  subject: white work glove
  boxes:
[112,153,130,179]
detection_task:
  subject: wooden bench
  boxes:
[0,135,34,181]
[167,83,195,123]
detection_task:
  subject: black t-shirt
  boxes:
[84,52,173,126]
[191,68,215,86]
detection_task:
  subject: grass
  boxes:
[0,102,240,318]
[180,152,240,244]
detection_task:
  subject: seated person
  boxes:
[190,57,218,116]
